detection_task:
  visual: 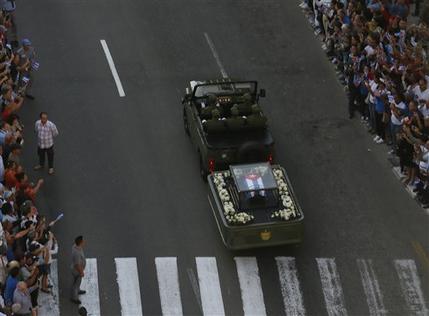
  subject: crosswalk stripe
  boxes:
[234,257,267,316]
[357,259,387,316]
[196,257,225,316]
[80,258,101,316]
[394,259,429,316]
[275,257,306,316]
[316,258,348,316]
[155,257,183,315]
[38,259,59,316]
[115,257,144,316]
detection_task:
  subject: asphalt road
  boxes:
[14,0,429,315]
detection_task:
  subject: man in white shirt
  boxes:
[413,78,429,104]
[33,112,59,175]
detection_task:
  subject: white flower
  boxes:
[271,207,300,221]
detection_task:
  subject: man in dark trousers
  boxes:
[34,112,59,175]
[70,236,86,304]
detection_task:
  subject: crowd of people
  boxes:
[300,0,429,207]
[0,1,61,315]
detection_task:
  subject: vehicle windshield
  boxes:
[193,81,257,98]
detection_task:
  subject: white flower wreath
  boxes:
[271,167,300,221]
[214,171,254,225]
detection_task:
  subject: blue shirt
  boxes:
[4,275,18,305]
[375,96,386,113]
[0,130,6,146]
[343,15,351,25]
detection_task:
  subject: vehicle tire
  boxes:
[199,155,208,181]
[237,141,267,163]
[183,108,190,136]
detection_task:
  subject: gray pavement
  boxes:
[14,0,429,315]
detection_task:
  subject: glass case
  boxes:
[230,163,279,211]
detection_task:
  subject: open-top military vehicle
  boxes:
[182,80,274,179]
[208,162,304,249]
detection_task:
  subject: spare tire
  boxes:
[237,141,267,163]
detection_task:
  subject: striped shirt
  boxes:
[35,120,59,149]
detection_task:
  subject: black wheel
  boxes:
[183,108,190,136]
[199,155,208,181]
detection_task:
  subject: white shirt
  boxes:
[35,120,59,149]
[369,80,378,104]
[419,104,429,118]
[413,85,429,103]
[364,45,375,56]
[391,112,402,125]
[395,101,407,110]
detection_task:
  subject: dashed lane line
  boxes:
[100,39,126,97]
[204,33,228,79]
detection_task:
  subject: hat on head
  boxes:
[211,109,220,119]
[29,241,42,253]
[21,38,31,46]
[20,200,33,216]
[0,85,10,95]
[251,104,261,114]
[78,306,88,316]
[3,190,13,200]
[7,260,19,271]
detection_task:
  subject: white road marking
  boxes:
[196,257,225,316]
[357,259,387,316]
[204,33,228,79]
[80,258,101,316]
[38,259,59,316]
[100,39,126,97]
[155,257,183,315]
[115,257,144,316]
[316,258,348,316]
[275,257,306,316]
[394,259,429,316]
[234,257,267,316]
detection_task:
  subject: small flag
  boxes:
[31,61,39,71]
[55,213,64,222]
[21,76,30,84]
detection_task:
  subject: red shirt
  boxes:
[4,170,17,189]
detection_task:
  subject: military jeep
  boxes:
[182,79,275,179]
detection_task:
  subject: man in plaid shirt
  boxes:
[34,112,59,175]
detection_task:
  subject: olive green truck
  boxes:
[182,80,275,179]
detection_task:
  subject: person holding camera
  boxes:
[12,281,32,316]
[34,216,57,293]
[16,39,35,100]
[20,253,40,315]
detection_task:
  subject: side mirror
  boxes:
[182,87,192,104]
[182,93,191,104]
[259,89,266,98]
